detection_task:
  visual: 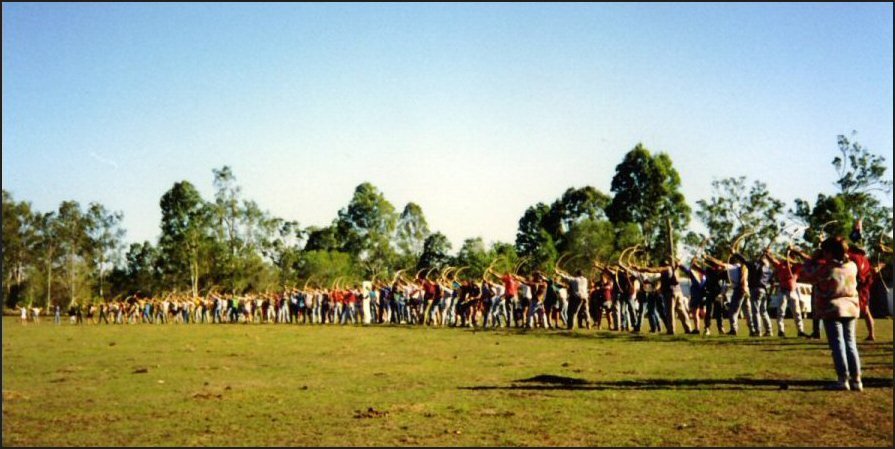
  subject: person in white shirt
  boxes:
[557,269,591,330]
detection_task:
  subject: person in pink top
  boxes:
[796,236,863,391]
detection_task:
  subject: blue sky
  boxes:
[3,3,892,249]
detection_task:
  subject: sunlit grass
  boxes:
[3,317,892,446]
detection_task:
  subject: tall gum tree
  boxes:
[607,143,691,264]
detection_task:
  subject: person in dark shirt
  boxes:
[681,260,706,334]
[702,263,727,335]
[747,254,775,336]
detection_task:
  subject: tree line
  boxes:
[3,133,892,309]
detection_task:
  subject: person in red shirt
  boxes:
[847,219,876,341]
[592,269,615,330]
[765,248,808,337]
[421,274,440,326]
[342,290,357,324]
[488,266,523,327]
[331,289,344,324]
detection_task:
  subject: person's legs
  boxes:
[727,289,746,335]
[508,297,518,328]
[776,291,789,335]
[674,293,692,333]
[812,316,822,338]
[823,319,850,388]
[444,297,455,326]
[566,295,581,330]
[842,318,862,389]
[758,289,772,336]
[478,298,490,328]
[861,304,876,341]
[810,290,822,339]
[559,298,568,328]
[486,299,496,328]
[790,291,806,335]
[688,296,700,334]
[618,297,629,331]
[500,299,508,327]
[527,301,536,328]
[593,301,604,330]
[578,297,591,329]
[748,287,762,336]
[632,296,642,332]
[741,291,755,335]
[645,294,658,333]
[427,299,436,326]
[703,295,715,333]
[653,293,664,332]
[662,294,675,334]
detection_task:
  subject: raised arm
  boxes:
[789,246,811,261]
[703,253,727,267]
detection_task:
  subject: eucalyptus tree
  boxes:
[692,177,786,259]
[159,181,211,298]
[792,132,893,251]
[607,144,691,263]
[86,202,126,299]
[56,201,91,306]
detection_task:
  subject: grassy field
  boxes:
[2,317,892,446]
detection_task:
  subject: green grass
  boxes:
[3,317,892,446]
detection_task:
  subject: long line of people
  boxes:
[46,244,890,345]
[16,230,892,392]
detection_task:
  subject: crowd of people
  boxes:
[16,223,893,392]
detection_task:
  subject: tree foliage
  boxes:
[792,133,893,253]
[607,144,691,263]
[693,177,786,259]
[3,133,889,306]
[417,232,452,271]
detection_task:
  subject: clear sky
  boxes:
[3,3,893,249]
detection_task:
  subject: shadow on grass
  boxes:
[464,328,895,357]
[459,374,894,392]
[463,327,842,347]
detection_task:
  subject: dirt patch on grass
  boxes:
[354,407,389,419]
[191,392,223,400]
[2,390,30,401]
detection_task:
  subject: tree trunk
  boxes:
[69,249,76,308]
[15,262,25,308]
[46,254,53,309]
[98,253,105,300]
[191,258,198,299]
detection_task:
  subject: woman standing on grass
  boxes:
[797,236,863,391]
